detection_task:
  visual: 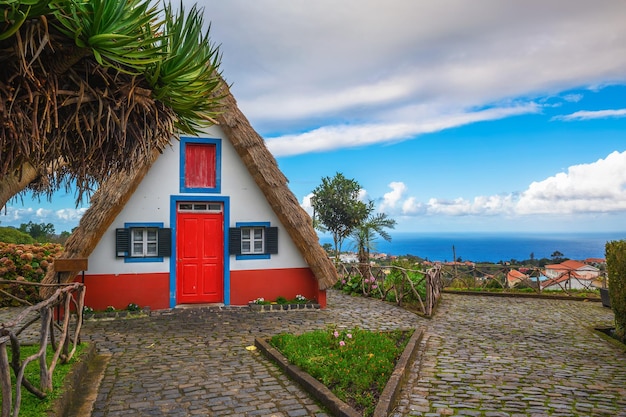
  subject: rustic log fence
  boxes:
[441,263,606,296]
[0,281,85,417]
[336,262,443,316]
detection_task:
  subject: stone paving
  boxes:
[82,291,424,417]
[3,291,624,416]
[393,295,626,417]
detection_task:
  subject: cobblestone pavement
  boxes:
[82,291,424,417]
[6,291,622,416]
[393,295,626,417]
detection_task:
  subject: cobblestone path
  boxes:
[74,292,624,416]
[82,291,423,416]
[394,295,625,417]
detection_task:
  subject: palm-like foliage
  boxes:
[0,0,223,208]
[351,213,396,276]
[146,2,223,134]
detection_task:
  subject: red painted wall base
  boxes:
[75,273,170,311]
[75,267,327,311]
[230,267,326,307]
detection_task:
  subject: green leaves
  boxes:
[606,240,626,342]
[0,0,52,40]
[145,2,223,134]
[50,0,164,72]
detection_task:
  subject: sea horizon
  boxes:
[318,231,626,263]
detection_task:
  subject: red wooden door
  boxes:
[176,211,223,304]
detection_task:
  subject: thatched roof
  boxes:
[43,79,338,292]
[215,82,338,290]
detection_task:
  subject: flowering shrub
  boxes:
[0,242,64,306]
[127,303,141,312]
[251,296,313,305]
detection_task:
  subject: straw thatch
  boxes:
[215,82,338,290]
[42,78,337,293]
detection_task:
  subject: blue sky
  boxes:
[2,0,626,234]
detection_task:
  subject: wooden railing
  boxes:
[440,263,606,296]
[0,281,85,417]
[336,263,443,316]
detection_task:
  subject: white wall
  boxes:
[86,125,308,275]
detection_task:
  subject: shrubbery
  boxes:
[0,242,63,306]
[606,240,626,343]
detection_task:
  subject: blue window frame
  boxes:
[180,137,221,193]
[229,222,278,260]
[115,222,170,263]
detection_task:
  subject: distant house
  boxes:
[506,269,528,287]
[584,257,606,266]
[542,260,600,291]
[339,253,359,263]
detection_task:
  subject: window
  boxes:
[229,223,278,260]
[132,228,158,257]
[180,137,221,193]
[241,227,265,254]
[116,223,171,262]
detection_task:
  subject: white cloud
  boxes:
[379,182,407,213]
[552,109,626,121]
[1,206,86,231]
[516,151,626,214]
[267,104,538,156]
[366,151,626,218]
[201,0,626,145]
[300,193,315,217]
[55,208,88,222]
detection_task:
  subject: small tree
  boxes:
[606,240,626,343]
[351,213,396,278]
[311,173,370,264]
[19,221,55,242]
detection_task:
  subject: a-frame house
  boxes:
[45,81,338,310]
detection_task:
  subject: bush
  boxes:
[0,226,34,244]
[606,240,626,343]
[0,242,64,306]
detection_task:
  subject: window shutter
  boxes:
[229,228,242,255]
[266,227,278,254]
[115,228,130,257]
[158,228,172,257]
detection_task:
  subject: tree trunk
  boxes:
[0,162,40,210]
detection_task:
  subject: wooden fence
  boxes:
[336,262,443,316]
[440,263,606,295]
[0,281,85,417]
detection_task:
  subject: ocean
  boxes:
[319,232,626,263]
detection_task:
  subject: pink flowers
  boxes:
[332,328,354,348]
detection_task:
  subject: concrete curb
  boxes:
[373,328,424,416]
[49,343,110,416]
[255,327,424,417]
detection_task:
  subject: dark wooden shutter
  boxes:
[228,228,242,255]
[265,227,278,254]
[115,228,130,257]
[157,228,171,257]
